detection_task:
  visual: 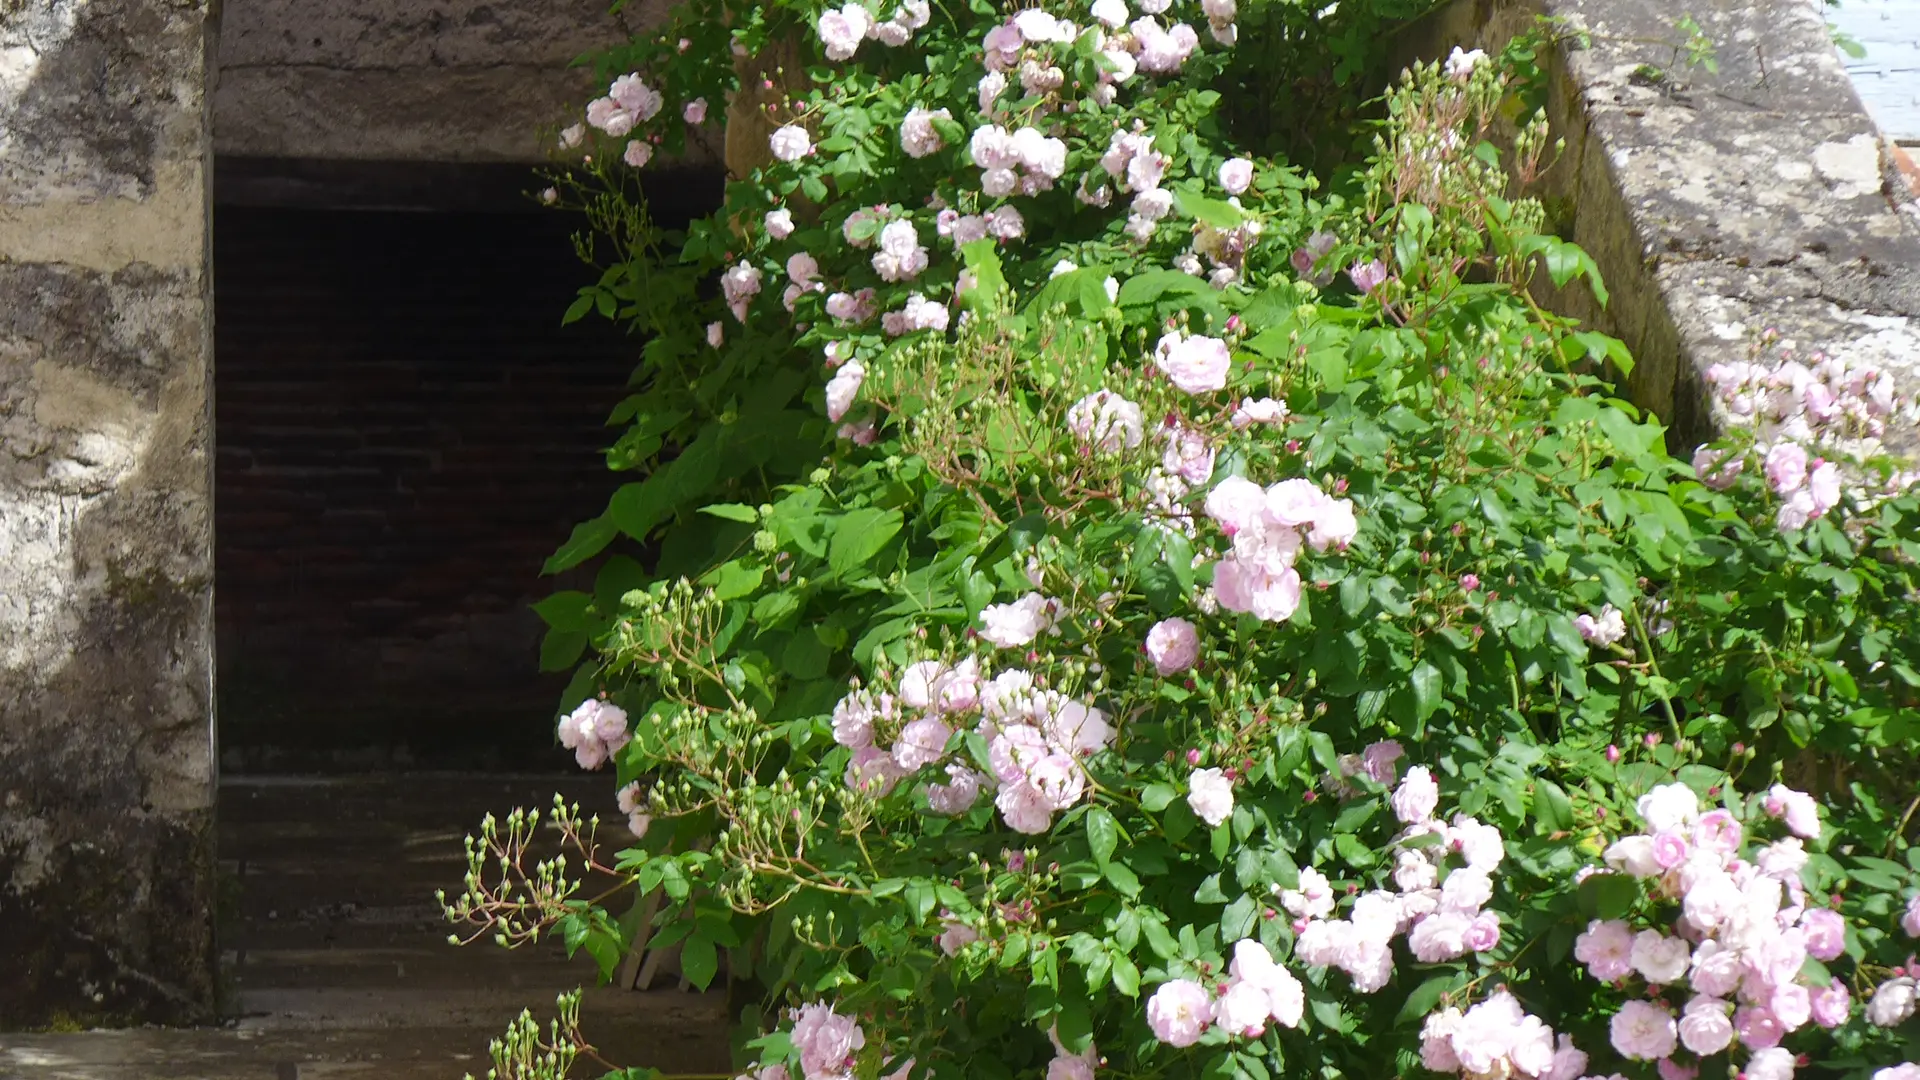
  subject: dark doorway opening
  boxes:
[193,164,733,1078]
[214,199,631,771]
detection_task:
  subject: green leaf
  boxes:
[700,503,761,523]
[545,514,619,574]
[1396,973,1461,1026]
[540,629,590,672]
[533,591,594,631]
[830,509,905,578]
[681,932,719,989]
[1174,188,1245,229]
[1141,783,1178,812]
[1535,779,1575,833]
[710,560,764,601]
[1409,660,1443,721]
[1087,807,1120,868]
[1104,861,1142,897]
[1577,871,1641,920]
[1109,952,1141,997]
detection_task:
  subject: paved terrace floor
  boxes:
[0,775,730,1080]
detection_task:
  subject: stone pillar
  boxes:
[0,0,218,1026]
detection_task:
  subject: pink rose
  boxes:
[1800,907,1846,961]
[1188,767,1235,827]
[791,1003,866,1080]
[1391,766,1440,825]
[1765,784,1822,839]
[1609,1000,1677,1060]
[1692,809,1743,856]
[1464,911,1501,952]
[1651,829,1691,869]
[892,716,954,771]
[1145,617,1201,675]
[1145,980,1214,1046]
[1574,919,1635,981]
[1153,332,1232,394]
[1218,158,1254,194]
[1904,893,1920,938]
[1407,912,1471,962]
[1745,1047,1796,1080]
[1359,740,1404,784]
[1811,978,1851,1027]
[1735,1006,1784,1050]
[1678,995,1733,1055]
[1764,441,1809,494]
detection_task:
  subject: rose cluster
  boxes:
[1145,939,1306,1047]
[1287,764,1509,992]
[1695,348,1919,527]
[1421,990,1586,1080]
[830,657,1115,835]
[555,697,630,770]
[1570,782,1842,1077]
[1201,474,1359,623]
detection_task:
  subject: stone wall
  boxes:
[0,0,218,1026]
[1414,0,1920,457]
[212,0,672,163]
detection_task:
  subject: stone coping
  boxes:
[1416,0,1920,460]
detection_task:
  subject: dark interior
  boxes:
[212,164,721,771]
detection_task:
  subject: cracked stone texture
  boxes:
[0,0,218,1027]
[212,0,681,162]
[1420,0,1920,458]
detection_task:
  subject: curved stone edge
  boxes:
[0,0,217,1026]
[1416,0,1920,460]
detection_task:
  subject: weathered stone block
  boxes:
[1411,0,1920,455]
[0,0,216,1027]
[211,0,687,164]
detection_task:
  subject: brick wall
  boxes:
[214,205,641,770]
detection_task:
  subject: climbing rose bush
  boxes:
[442,1,1920,1079]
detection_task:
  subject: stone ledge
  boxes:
[1421,0,1920,455]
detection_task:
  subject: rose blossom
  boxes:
[1575,604,1628,646]
[1800,907,1846,961]
[1677,996,1733,1055]
[1145,618,1200,675]
[1391,766,1440,824]
[816,3,874,60]
[1745,1047,1796,1080]
[1574,919,1635,981]
[1869,977,1918,1027]
[1146,980,1214,1046]
[1218,158,1254,194]
[1609,1000,1677,1060]
[825,360,866,422]
[765,207,796,239]
[1630,930,1691,984]
[770,125,813,162]
[791,1003,866,1080]
[1153,332,1232,394]
[1764,784,1822,839]
[978,593,1057,647]
[938,916,979,955]
[900,106,951,158]
[1904,894,1920,937]
[1811,978,1851,1027]
[1188,767,1234,827]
